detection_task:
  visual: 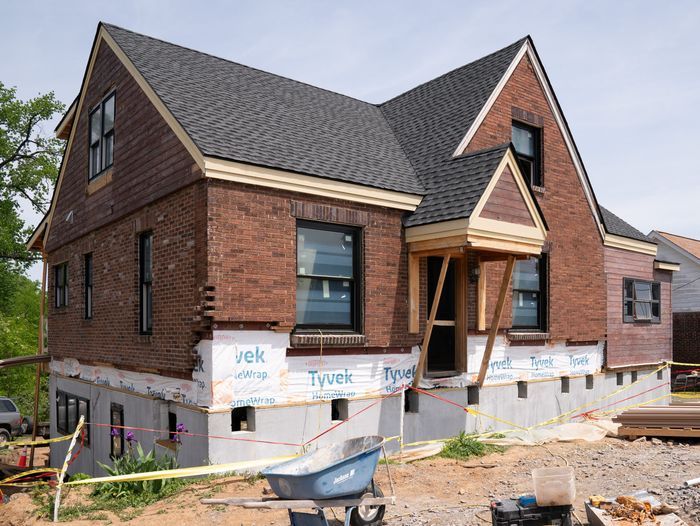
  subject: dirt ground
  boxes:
[2,438,699,526]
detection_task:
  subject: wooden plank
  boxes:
[477,257,486,332]
[455,257,468,373]
[408,235,468,253]
[412,255,450,387]
[408,253,420,334]
[201,496,396,509]
[618,426,700,438]
[476,255,515,386]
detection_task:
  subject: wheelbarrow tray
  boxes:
[261,435,384,500]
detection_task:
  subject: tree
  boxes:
[0,81,65,267]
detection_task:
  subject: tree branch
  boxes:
[0,114,39,170]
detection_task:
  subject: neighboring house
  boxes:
[648,231,700,367]
[27,23,676,474]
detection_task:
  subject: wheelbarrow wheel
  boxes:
[348,484,385,526]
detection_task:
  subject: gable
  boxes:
[45,32,201,252]
[478,166,535,227]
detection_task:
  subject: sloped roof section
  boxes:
[380,38,527,178]
[404,144,509,227]
[102,23,423,195]
[599,206,650,242]
[656,231,700,260]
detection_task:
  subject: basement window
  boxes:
[617,372,624,386]
[657,369,663,381]
[586,375,594,390]
[561,377,570,394]
[110,403,124,459]
[231,406,255,432]
[88,91,115,180]
[512,121,542,186]
[55,390,90,445]
[331,399,349,422]
[517,381,528,399]
[404,391,419,413]
[467,385,480,405]
[54,263,68,308]
[631,371,638,383]
[623,278,660,323]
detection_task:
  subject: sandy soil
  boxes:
[2,438,699,526]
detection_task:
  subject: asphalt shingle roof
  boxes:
[599,206,651,242]
[404,144,510,227]
[103,24,423,195]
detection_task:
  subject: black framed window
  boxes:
[512,255,547,330]
[54,263,68,308]
[110,403,124,459]
[55,390,89,445]
[512,121,542,187]
[84,254,93,319]
[296,221,360,331]
[88,92,115,180]
[139,232,153,334]
[623,278,660,323]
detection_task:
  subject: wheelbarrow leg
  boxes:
[344,507,356,526]
[288,508,330,526]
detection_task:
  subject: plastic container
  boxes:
[531,467,576,506]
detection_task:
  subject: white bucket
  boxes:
[531,467,576,506]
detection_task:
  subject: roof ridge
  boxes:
[378,36,529,107]
[100,22,378,108]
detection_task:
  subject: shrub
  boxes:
[440,432,504,460]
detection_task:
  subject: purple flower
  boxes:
[110,427,120,437]
[175,423,188,434]
[171,423,188,443]
[125,431,137,443]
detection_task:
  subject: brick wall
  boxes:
[46,42,201,253]
[673,311,700,366]
[466,54,606,341]
[47,183,205,377]
[604,246,673,367]
[206,179,421,349]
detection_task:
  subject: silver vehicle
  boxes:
[0,397,22,444]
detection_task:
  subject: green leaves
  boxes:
[0,81,64,266]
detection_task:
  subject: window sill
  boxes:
[87,168,113,195]
[507,331,550,342]
[290,333,366,347]
[531,184,545,194]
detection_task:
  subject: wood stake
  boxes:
[413,255,450,387]
[476,255,515,387]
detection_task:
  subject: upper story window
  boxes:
[54,263,68,308]
[84,254,93,319]
[623,278,660,323]
[296,221,360,331]
[512,255,547,330]
[139,232,153,335]
[512,121,542,187]
[89,92,115,180]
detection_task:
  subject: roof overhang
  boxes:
[26,215,48,252]
[654,260,680,272]
[55,97,77,140]
[649,231,700,266]
[405,148,547,256]
[204,156,422,211]
[603,233,657,256]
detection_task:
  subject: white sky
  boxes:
[2,0,699,281]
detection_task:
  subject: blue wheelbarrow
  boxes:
[202,436,395,526]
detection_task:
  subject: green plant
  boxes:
[92,443,180,502]
[439,432,504,460]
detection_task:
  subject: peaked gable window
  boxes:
[623,278,660,323]
[512,121,542,187]
[89,92,115,180]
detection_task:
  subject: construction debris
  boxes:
[614,405,700,439]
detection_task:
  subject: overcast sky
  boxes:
[2,0,699,281]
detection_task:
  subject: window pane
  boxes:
[296,277,352,325]
[513,258,540,291]
[512,291,539,327]
[90,143,100,176]
[652,282,660,301]
[103,133,114,167]
[56,394,66,433]
[67,397,77,432]
[652,301,660,319]
[624,279,634,300]
[624,300,633,318]
[634,301,652,320]
[633,281,651,301]
[512,124,535,156]
[141,234,152,282]
[297,227,353,278]
[90,108,102,144]
[103,95,115,132]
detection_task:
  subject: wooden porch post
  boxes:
[412,254,450,387]
[29,255,47,467]
[476,255,516,387]
[408,253,420,334]
[476,257,486,331]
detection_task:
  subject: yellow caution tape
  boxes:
[466,407,529,431]
[667,361,700,367]
[2,434,73,448]
[0,468,62,487]
[64,455,297,486]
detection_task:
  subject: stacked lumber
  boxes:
[614,405,700,438]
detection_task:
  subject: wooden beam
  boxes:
[408,235,468,253]
[29,256,47,468]
[476,257,486,332]
[412,255,450,387]
[408,253,420,333]
[476,254,515,386]
[455,256,468,373]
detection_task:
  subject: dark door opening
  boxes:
[426,256,456,374]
